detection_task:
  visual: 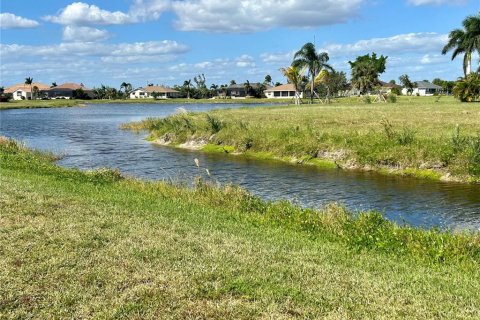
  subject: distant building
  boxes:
[378,81,403,94]
[264,83,303,99]
[4,82,50,100]
[130,86,180,99]
[46,83,93,99]
[225,83,264,98]
[402,81,442,96]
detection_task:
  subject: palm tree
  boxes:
[24,77,33,100]
[280,66,306,105]
[244,80,252,97]
[442,13,480,76]
[120,82,132,98]
[453,73,480,102]
[51,82,57,88]
[183,80,192,99]
[292,42,333,103]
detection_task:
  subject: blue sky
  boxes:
[1,0,479,88]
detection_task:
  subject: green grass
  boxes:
[0,98,289,110]
[1,138,480,318]
[126,96,480,182]
[0,99,87,110]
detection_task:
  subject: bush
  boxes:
[363,95,372,104]
[387,94,397,103]
[453,73,480,102]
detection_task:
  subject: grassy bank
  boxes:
[1,138,480,318]
[0,98,289,110]
[126,96,480,183]
[0,99,87,110]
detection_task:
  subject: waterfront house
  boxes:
[46,83,93,99]
[130,86,180,99]
[4,82,50,100]
[225,83,264,98]
[264,83,303,99]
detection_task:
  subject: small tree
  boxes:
[264,74,272,86]
[453,73,480,102]
[399,74,415,95]
[349,53,388,95]
[280,66,306,105]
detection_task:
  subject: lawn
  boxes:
[126,96,480,182]
[1,138,480,318]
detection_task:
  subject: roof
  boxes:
[227,83,263,90]
[265,84,297,92]
[4,82,50,93]
[379,81,402,89]
[415,81,442,90]
[52,83,90,90]
[139,86,179,93]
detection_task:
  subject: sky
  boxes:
[1,0,479,89]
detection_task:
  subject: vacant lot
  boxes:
[128,96,480,182]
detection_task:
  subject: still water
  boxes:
[1,103,479,230]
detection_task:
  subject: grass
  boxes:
[0,98,289,110]
[125,96,480,182]
[1,138,480,318]
[0,99,87,110]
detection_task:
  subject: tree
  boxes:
[51,82,57,88]
[453,73,480,102]
[432,78,455,95]
[349,53,388,95]
[399,74,415,95]
[24,77,33,100]
[193,74,209,98]
[280,66,306,105]
[442,12,480,76]
[120,82,132,98]
[230,80,236,86]
[292,42,333,103]
[264,74,272,86]
[183,80,192,99]
[244,80,252,97]
[32,86,40,99]
[315,71,348,98]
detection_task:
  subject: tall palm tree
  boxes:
[24,77,33,100]
[292,42,333,103]
[280,66,306,105]
[183,79,192,99]
[442,13,480,76]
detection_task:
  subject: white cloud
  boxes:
[260,51,294,64]
[321,33,448,56]
[235,54,255,68]
[128,0,171,21]
[0,40,189,62]
[0,13,39,29]
[44,2,133,26]
[171,0,363,32]
[63,26,110,42]
[407,0,467,5]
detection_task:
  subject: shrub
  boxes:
[205,114,223,133]
[363,95,372,104]
[387,94,397,103]
[453,73,480,102]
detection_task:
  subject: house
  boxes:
[264,83,303,99]
[4,82,50,100]
[402,81,442,96]
[226,83,264,98]
[378,81,403,94]
[46,83,93,99]
[130,86,180,99]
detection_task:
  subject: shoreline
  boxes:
[150,137,472,184]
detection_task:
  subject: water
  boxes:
[1,103,479,230]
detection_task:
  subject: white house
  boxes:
[4,82,50,100]
[130,86,180,99]
[264,84,303,99]
[402,81,442,96]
